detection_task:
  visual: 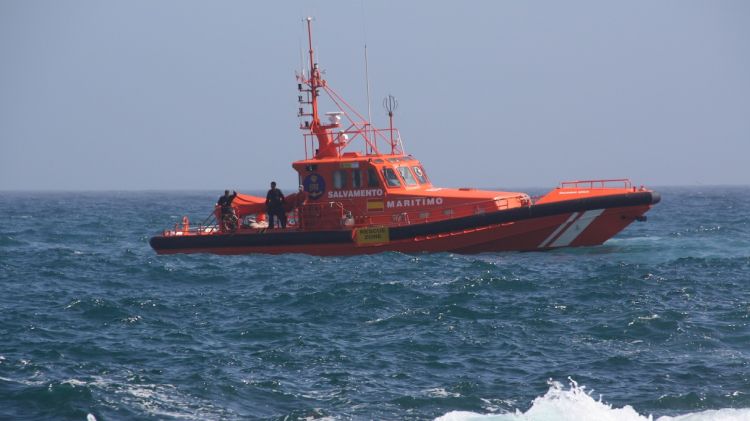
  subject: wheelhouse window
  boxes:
[333,170,347,189]
[382,167,402,187]
[352,169,362,188]
[412,166,429,184]
[397,166,418,186]
[367,167,380,187]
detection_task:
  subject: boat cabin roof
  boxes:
[292,153,523,201]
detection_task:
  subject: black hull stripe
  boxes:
[150,228,352,250]
[150,191,658,251]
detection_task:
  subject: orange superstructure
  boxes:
[150,18,659,256]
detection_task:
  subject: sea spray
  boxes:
[435,379,750,421]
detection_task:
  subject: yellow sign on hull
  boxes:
[354,226,390,245]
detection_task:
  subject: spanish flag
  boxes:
[367,199,384,211]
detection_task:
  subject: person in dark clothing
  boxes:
[265,181,286,229]
[217,190,238,231]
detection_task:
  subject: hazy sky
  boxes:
[1,1,748,191]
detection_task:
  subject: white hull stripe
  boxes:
[538,212,580,248]
[549,208,606,248]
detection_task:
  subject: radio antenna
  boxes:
[383,94,398,154]
[365,45,373,128]
[361,0,373,154]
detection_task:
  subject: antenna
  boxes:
[383,94,398,154]
[306,17,320,128]
[365,45,372,129]
[361,0,372,155]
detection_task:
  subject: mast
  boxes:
[300,17,337,159]
[297,17,392,159]
[306,17,320,128]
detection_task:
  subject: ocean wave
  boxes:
[0,235,26,247]
[435,380,750,421]
[57,376,232,420]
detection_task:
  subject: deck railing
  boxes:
[559,179,632,190]
[303,127,401,159]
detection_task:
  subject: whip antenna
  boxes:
[383,94,398,154]
[361,0,373,154]
[365,45,375,155]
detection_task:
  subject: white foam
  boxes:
[0,375,45,387]
[426,387,462,398]
[435,380,750,421]
[662,409,750,421]
[109,382,227,420]
[606,236,663,244]
[62,378,88,387]
[57,376,230,420]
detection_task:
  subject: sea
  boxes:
[1,186,749,421]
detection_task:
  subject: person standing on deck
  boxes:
[265,181,286,229]
[217,190,238,231]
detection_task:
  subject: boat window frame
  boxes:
[412,165,429,184]
[382,167,402,188]
[352,168,362,188]
[333,169,347,190]
[366,167,380,188]
[397,166,418,186]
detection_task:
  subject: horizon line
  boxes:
[1,183,749,193]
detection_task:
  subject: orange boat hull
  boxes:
[149,191,659,256]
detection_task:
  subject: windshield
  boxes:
[397,166,418,186]
[382,167,401,187]
[412,166,429,184]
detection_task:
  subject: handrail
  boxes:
[559,179,632,190]
[163,210,221,237]
[302,128,401,160]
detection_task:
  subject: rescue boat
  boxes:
[149,18,660,256]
